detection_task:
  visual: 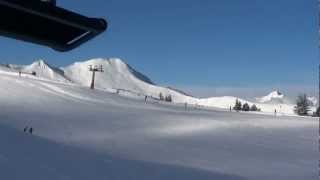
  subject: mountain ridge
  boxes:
[0,58,316,115]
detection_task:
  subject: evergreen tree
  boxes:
[250,104,258,111]
[233,99,242,111]
[294,94,311,116]
[242,103,250,111]
[165,95,172,102]
[159,93,164,101]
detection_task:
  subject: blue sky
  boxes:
[0,0,317,97]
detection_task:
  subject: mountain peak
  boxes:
[27,59,56,71]
[32,59,48,66]
[269,90,283,96]
[109,58,126,65]
[78,58,126,65]
[23,59,69,82]
[64,58,155,89]
[256,90,284,103]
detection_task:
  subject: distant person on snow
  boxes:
[29,127,33,134]
[23,126,28,132]
[274,109,277,116]
[145,96,147,102]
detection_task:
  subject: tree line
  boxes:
[159,93,172,102]
[233,99,261,112]
[232,94,319,116]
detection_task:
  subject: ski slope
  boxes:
[63,58,198,104]
[0,70,317,180]
[3,58,315,115]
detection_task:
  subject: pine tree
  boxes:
[159,93,164,101]
[250,104,258,111]
[165,95,172,102]
[242,103,250,111]
[294,94,311,116]
[233,99,242,111]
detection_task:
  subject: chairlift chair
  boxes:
[0,0,107,51]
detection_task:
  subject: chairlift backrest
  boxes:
[0,0,107,51]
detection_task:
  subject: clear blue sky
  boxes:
[0,0,317,97]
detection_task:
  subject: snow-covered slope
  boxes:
[1,58,315,115]
[22,60,70,82]
[0,72,316,180]
[197,95,297,115]
[198,96,249,109]
[2,123,236,180]
[0,60,70,83]
[61,58,308,115]
[63,58,198,104]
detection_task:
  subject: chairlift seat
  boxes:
[0,0,107,51]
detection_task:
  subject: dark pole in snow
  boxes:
[91,70,96,89]
[88,65,104,90]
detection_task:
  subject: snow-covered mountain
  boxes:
[23,60,71,82]
[64,58,154,87]
[256,90,285,104]
[1,58,315,115]
[63,58,198,104]
[1,60,70,83]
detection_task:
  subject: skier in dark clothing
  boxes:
[23,126,28,132]
[145,96,147,102]
[29,127,33,134]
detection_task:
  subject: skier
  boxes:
[229,106,232,112]
[19,71,21,77]
[145,96,147,102]
[23,126,28,132]
[29,127,33,134]
[274,109,277,117]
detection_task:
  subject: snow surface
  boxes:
[3,58,314,115]
[0,66,317,180]
[0,60,70,83]
[63,58,198,104]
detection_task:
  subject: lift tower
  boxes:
[88,65,103,90]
